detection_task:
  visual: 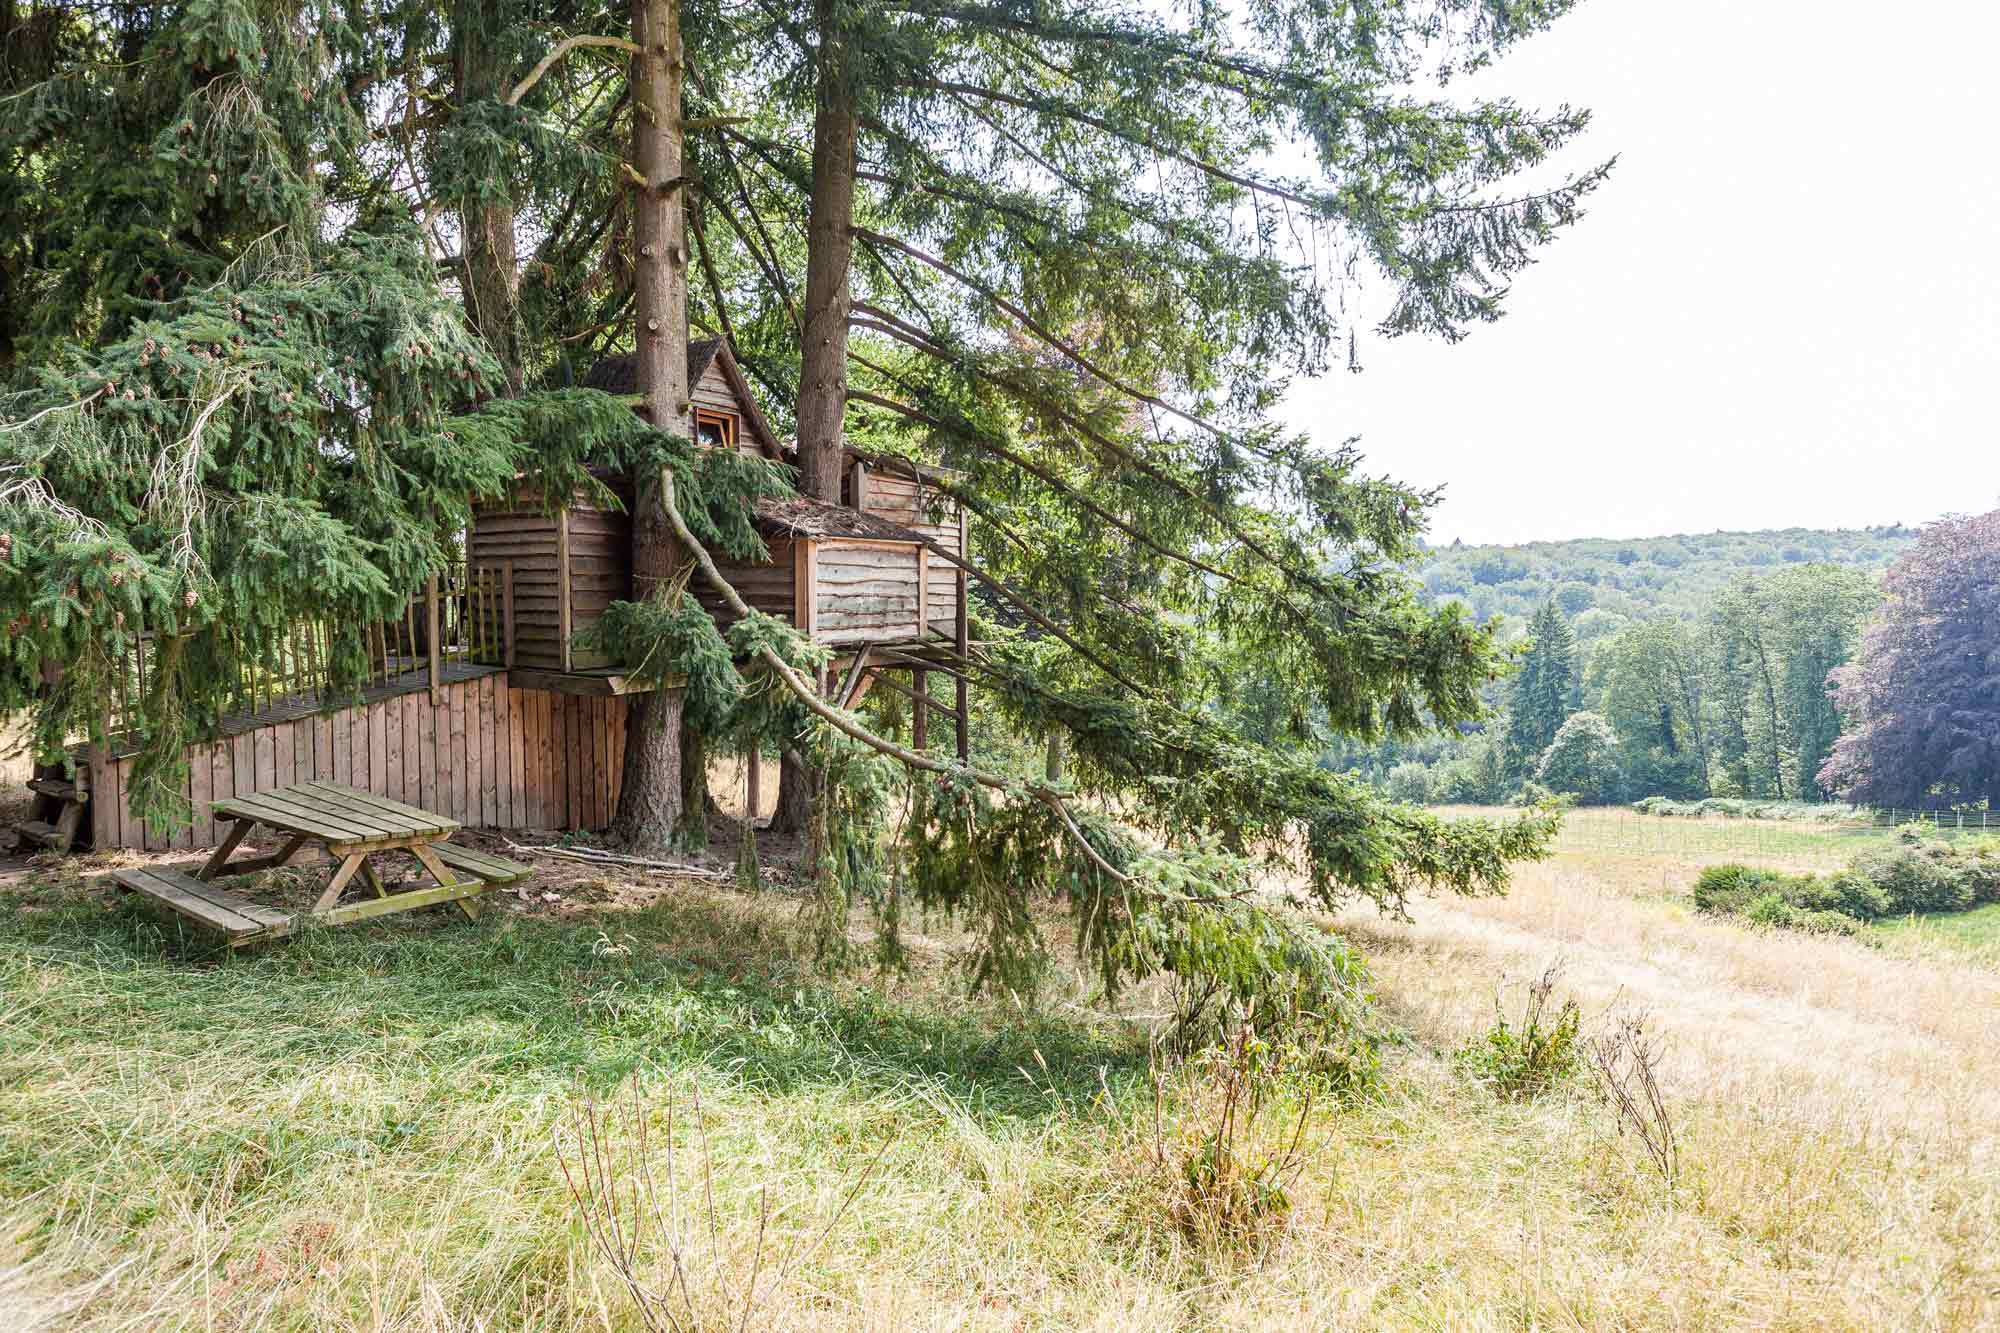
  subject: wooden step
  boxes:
[111,867,293,944]
[27,778,83,802]
[16,820,67,850]
[430,842,533,886]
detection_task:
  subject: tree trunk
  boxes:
[611,0,691,850]
[453,0,524,394]
[771,748,814,834]
[794,0,858,504]
[777,3,860,835]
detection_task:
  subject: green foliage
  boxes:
[1694,833,2000,934]
[1533,710,1624,805]
[1455,965,1583,1101]
[1504,600,1578,778]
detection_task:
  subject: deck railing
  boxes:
[103,561,513,736]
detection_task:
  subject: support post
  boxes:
[911,668,928,752]
[746,746,762,822]
[954,510,969,760]
[426,575,443,703]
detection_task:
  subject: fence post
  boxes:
[427,574,442,703]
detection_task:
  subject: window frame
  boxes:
[694,407,739,450]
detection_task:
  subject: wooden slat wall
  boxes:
[469,508,565,669]
[701,534,798,631]
[89,676,629,850]
[692,359,766,462]
[814,540,924,643]
[565,505,632,668]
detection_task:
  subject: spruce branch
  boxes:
[507,35,642,107]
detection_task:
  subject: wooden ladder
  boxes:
[17,761,88,854]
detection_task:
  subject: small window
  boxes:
[694,408,738,450]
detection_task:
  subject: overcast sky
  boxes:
[1279,0,2000,547]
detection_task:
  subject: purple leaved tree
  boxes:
[1820,509,2000,809]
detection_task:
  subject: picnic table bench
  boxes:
[111,781,530,946]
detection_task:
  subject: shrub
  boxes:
[1457,964,1584,1100]
[1853,835,1976,915]
[1691,865,1781,916]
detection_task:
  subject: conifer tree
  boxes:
[1505,601,1577,777]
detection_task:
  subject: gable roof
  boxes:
[581,338,784,460]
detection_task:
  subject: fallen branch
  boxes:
[504,838,729,880]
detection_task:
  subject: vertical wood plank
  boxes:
[385,696,405,803]
[88,743,115,852]
[597,696,614,828]
[209,737,235,846]
[523,689,543,829]
[512,686,529,828]
[332,706,351,787]
[317,713,337,781]
[479,676,498,827]
[414,684,434,808]
[567,698,586,830]
[543,690,562,829]
[189,743,214,847]
[269,723,290,794]
[609,699,626,813]
[449,682,469,823]
[107,754,128,850]
[368,698,389,798]
[399,693,420,806]
[496,682,516,829]
[233,731,256,806]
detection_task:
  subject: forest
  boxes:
[1317,515,1998,813]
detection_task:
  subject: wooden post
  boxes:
[954,512,969,760]
[501,561,517,669]
[794,538,819,640]
[912,668,928,752]
[426,575,443,703]
[746,746,761,822]
[556,509,574,673]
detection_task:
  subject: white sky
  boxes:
[1279,0,2000,547]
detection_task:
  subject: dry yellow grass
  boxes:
[1,810,1995,1329]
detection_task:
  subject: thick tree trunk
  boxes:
[771,749,814,834]
[453,0,524,394]
[777,4,860,836]
[795,0,858,504]
[611,0,691,850]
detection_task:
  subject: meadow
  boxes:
[0,809,1993,1329]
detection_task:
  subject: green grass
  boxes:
[0,869,1160,1328]
[1868,901,2000,965]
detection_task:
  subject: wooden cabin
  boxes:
[29,337,971,851]
[471,337,968,691]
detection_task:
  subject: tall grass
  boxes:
[0,836,1994,1328]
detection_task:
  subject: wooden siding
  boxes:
[814,539,926,644]
[468,508,564,669]
[692,358,765,462]
[87,672,629,850]
[471,486,632,672]
[701,534,798,632]
[565,504,631,668]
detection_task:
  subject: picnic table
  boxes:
[111,781,530,946]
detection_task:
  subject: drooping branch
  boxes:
[506,35,641,106]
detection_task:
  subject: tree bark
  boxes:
[611,0,691,850]
[453,0,524,394]
[794,0,858,504]
[775,2,860,836]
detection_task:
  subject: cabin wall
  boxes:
[852,468,962,639]
[565,504,631,669]
[89,672,629,851]
[692,358,766,461]
[470,490,630,671]
[813,539,926,644]
[700,534,797,633]
[469,502,565,670]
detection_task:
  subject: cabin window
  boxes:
[694,408,739,450]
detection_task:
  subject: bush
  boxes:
[1456,964,1583,1101]
[1691,864,1781,916]
[1853,834,1977,915]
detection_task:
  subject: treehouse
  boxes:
[23,337,970,853]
